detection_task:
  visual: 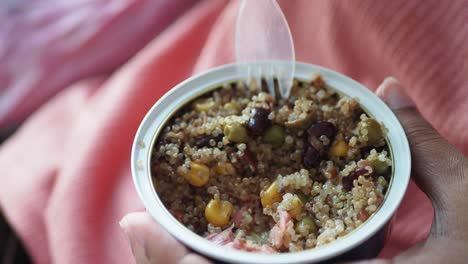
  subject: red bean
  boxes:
[357,210,369,221]
[342,168,368,191]
[242,149,257,172]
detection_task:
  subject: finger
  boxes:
[346,79,468,264]
[120,211,189,264]
[178,253,212,264]
[394,238,468,264]
[341,259,391,264]
[376,77,468,239]
[375,77,414,109]
[347,239,468,264]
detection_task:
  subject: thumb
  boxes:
[119,212,188,263]
[345,78,468,264]
[376,77,468,239]
[119,212,211,264]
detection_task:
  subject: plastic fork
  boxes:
[235,0,295,100]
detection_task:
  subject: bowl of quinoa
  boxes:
[131,62,411,263]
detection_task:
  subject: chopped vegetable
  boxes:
[263,125,285,147]
[330,139,348,157]
[182,162,210,187]
[358,118,383,145]
[287,195,303,218]
[205,199,233,227]
[295,216,316,235]
[214,162,236,175]
[193,98,216,112]
[224,123,249,143]
[261,181,281,208]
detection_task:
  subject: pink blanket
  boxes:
[0,0,466,263]
[0,0,199,127]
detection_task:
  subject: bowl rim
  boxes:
[131,62,411,264]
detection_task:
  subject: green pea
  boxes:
[367,156,389,174]
[358,118,382,145]
[224,123,249,143]
[263,125,285,147]
[296,193,309,204]
[295,216,317,235]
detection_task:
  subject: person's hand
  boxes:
[119,212,210,264]
[347,77,468,264]
[119,77,468,264]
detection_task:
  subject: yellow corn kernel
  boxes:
[182,162,210,187]
[225,102,241,112]
[214,162,236,176]
[261,181,282,208]
[330,139,348,157]
[288,195,304,218]
[205,199,233,227]
[193,98,216,112]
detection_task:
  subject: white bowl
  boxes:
[131,62,411,263]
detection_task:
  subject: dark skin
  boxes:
[120,78,468,264]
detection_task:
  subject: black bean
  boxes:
[307,121,336,141]
[303,145,321,168]
[307,133,325,156]
[305,121,336,159]
[330,93,340,100]
[194,136,211,148]
[342,168,368,191]
[248,108,271,136]
[194,135,223,148]
[359,146,374,156]
[359,145,386,157]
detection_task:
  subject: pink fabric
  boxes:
[0,0,199,127]
[0,0,466,263]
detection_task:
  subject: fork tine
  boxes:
[274,65,290,99]
[265,65,276,99]
[246,65,254,89]
[255,66,262,93]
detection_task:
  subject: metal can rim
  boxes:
[130,62,411,264]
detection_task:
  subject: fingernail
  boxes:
[119,217,132,245]
[119,217,145,259]
[120,214,158,263]
[376,77,414,110]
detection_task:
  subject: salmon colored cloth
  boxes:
[0,1,466,263]
[0,0,198,127]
